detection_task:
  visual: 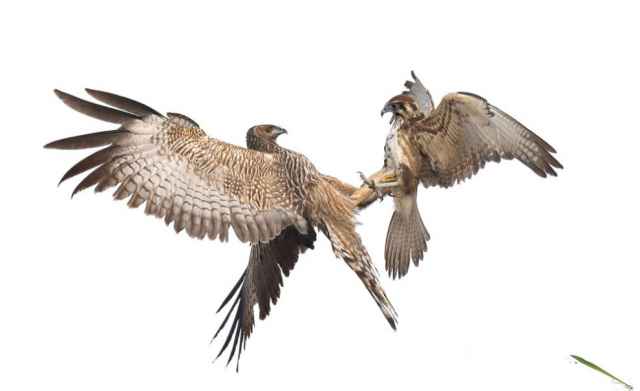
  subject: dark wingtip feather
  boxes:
[215,309,240,361]
[70,166,106,197]
[547,153,563,169]
[212,294,241,342]
[529,130,558,153]
[529,163,548,178]
[58,146,114,185]
[225,318,242,367]
[85,88,163,117]
[44,130,122,150]
[54,89,140,124]
[216,271,246,313]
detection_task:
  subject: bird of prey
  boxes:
[353,72,563,279]
[45,89,397,366]
[213,124,359,369]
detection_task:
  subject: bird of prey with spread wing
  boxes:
[212,124,360,369]
[45,89,397,369]
[353,72,563,279]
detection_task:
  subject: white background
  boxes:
[1,1,638,390]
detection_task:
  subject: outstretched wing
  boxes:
[213,225,316,371]
[407,92,562,187]
[45,89,308,243]
[402,71,434,115]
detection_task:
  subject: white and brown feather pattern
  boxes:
[308,180,398,329]
[47,89,398,371]
[46,89,310,244]
[213,125,386,370]
[408,92,563,187]
[372,72,563,279]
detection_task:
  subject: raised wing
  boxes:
[213,225,316,370]
[45,89,308,243]
[402,71,434,115]
[408,92,562,187]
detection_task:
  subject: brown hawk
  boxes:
[353,72,563,279]
[213,125,360,369]
[45,89,397,369]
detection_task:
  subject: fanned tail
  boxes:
[385,192,429,279]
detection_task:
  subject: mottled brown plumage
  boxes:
[46,89,397,369]
[214,125,373,369]
[214,125,316,369]
[355,72,563,279]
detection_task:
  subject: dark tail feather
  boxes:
[384,200,430,279]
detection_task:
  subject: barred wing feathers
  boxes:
[45,89,308,244]
[408,92,563,187]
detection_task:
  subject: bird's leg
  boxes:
[352,169,386,207]
[372,170,401,189]
[352,168,398,207]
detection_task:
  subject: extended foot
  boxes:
[357,171,387,201]
[358,171,376,189]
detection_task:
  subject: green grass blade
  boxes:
[571,354,633,390]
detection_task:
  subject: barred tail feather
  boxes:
[344,247,398,330]
[313,179,397,329]
[385,193,429,279]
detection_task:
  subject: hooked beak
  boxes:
[380,102,395,123]
[273,127,288,137]
[380,103,393,117]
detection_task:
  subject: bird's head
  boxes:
[246,124,288,152]
[381,94,419,123]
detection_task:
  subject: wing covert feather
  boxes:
[46,89,307,243]
[408,92,562,187]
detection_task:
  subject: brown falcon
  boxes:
[45,89,397,367]
[353,72,563,279]
[213,124,359,369]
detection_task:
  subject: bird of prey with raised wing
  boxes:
[213,124,360,369]
[353,72,563,279]
[45,89,397,368]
